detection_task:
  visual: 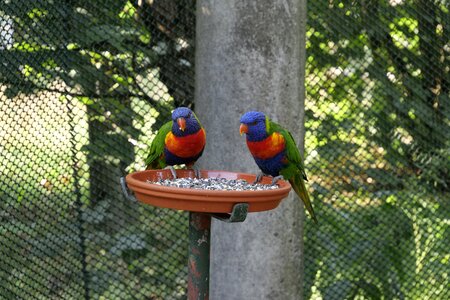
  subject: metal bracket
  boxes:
[120,177,137,202]
[211,203,249,223]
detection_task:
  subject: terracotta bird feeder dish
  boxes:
[124,169,291,213]
[121,169,292,299]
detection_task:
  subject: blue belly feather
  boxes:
[253,150,287,177]
[164,148,203,166]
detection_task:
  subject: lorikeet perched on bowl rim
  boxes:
[240,111,317,223]
[145,107,206,177]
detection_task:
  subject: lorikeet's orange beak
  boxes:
[177,117,186,131]
[239,123,248,136]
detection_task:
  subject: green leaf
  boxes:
[358,280,382,300]
[82,200,111,224]
[110,233,146,255]
[322,280,356,300]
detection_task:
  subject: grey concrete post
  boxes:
[195,1,307,299]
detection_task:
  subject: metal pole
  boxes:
[188,212,211,300]
[120,177,249,299]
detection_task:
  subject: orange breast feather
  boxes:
[246,132,285,159]
[165,129,206,158]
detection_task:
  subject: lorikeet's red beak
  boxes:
[177,117,186,131]
[239,123,248,136]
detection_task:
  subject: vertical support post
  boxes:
[188,212,211,300]
[195,0,307,298]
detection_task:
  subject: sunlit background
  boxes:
[1,1,448,299]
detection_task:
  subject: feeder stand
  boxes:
[121,177,249,299]
[188,204,248,299]
[121,170,290,300]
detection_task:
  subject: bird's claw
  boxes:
[187,164,201,178]
[252,172,265,184]
[271,175,284,185]
[164,166,177,179]
[192,166,201,179]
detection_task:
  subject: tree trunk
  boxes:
[195,0,307,299]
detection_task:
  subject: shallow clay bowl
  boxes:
[125,169,291,213]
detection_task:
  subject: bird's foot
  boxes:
[164,166,177,179]
[187,164,201,178]
[271,175,284,185]
[252,172,266,184]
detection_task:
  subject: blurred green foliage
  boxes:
[1,0,194,298]
[304,0,449,299]
[0,0,448,299]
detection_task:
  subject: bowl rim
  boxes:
[125,169,291,196]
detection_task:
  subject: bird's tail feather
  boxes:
[290,174,318,224]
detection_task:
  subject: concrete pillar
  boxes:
[195,0,307,299]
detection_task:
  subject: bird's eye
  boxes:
[249,121,257,126]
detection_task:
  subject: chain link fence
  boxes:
[1,1,448,299]
[1,1,194,299]
[304,1,448,299]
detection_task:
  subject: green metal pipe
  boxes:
[188,212,211,300]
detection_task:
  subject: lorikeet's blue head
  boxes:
[172,107,202,136]
[240,111,268,142]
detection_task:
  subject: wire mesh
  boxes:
[0,0,448,299]
[1,0,194,299]
[304,1,449,299]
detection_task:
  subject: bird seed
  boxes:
[149,177,279,191]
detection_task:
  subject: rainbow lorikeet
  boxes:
[145,107,206,177]
[240,111,317,223]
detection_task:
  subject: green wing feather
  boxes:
[268,120,318,223]
[145,121,172,169]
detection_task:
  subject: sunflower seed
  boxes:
[148,177,278,191]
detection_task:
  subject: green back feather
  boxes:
[145,121,172,169]
[267,120,306,178]
[267,119,317,223]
